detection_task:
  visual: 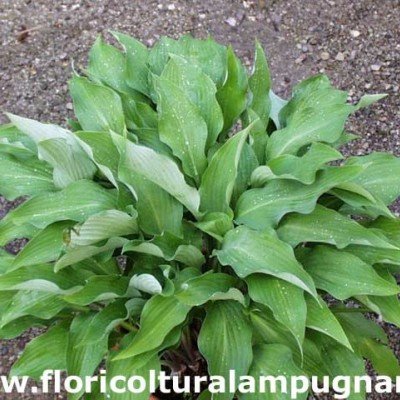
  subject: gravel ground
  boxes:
[0,0,399,399]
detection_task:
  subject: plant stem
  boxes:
[332,307,371,314]
[120,321,138,332]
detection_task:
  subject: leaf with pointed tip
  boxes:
[55,237,128,271]
[114,295,191,360]
[357,268,400,327]
[252,143,342,186]
[355,93,387,110]
[88,36,130,93]
[248,41,271,128]
[6,114,96,187]
[269,90,287,130]
[63,275,135,306]
[346,152,400,205]
[0,291,66,328]
[155,76,208,183]
[10,322,69,380]
[240,344,307,400]
[0,153,55,200]
[216,47,248,133]
[9,180,117,229]
[69,76,126,134]
[236,165,362,229]
[277,204,396,249]
[114,134,200,216]
[336,312,400,378]
[199,301,253,400]
[0,263,85,294]
[267,75,353,159]
[301,246,399,300]
[74,131,120,187]
[111,31,150,96]
[246,275,306,351]
[12,221,72,268]
[69,210,138,247]
[175,272,236,306]
[312,332,366,400]
[0,316,46,340]
[200,126,250,214]
[216,226,317,298]
[305,296,352,350]
[162,55,223,148]
[67,313,108,400]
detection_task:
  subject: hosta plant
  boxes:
[1,33,400,400]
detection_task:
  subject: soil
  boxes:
[0,0,399,399]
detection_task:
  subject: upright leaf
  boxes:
[69,76,126,134]
[199,301,253,400]
[200,127,250,213]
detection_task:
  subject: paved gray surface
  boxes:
[0,0,399,398]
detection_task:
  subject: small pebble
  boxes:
[335,52,345,61]
[350,29,361,38]
[371,64,381,71]
[320,51,330,60]
[225,17,237,27]
[167,4,176,11]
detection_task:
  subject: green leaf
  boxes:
[336,312,400,377]
[67,313,108,400]
[312,333,366,400]
[10,322,69,380]
[69,76,126,134]
[301,246,399,300]
[305,296,352,350]
[346,152,400,205]
[107,334,160,400]
[63,275,134,306]
[114,295,191,360]
[0,214,38,246]
[357,268,400,327]
[248,41,271,128]
[175,272,237,306]
[252,142,342,186]
[155,76,208,183]
[246,275,306,351]
[193,212,234,242]
[199,301,253,400]
[130,274,162,295]
[268,90,287,130]
[123,234,205,269]
[216,46,248,133]
[55,237,128,271]
[200,126,251,213]
[88,36,129,93]
[277,204,396,249]
[355,93,387,110]
[162,55,223,148]
[216,226,317,298]
[111,31,150,96]
[0,153,55,200]
[266,75,353,158]
[75,131,120,187]
[79,299,141,346]
[0,291,66,327]
[114,134,200,216]
[13,221,72,268]
[236,165,362,229]
[0,263,84,294]
[6,114,96,188]
[240,344,307,400]
[10,180,117,229]
[69,210,138,247]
